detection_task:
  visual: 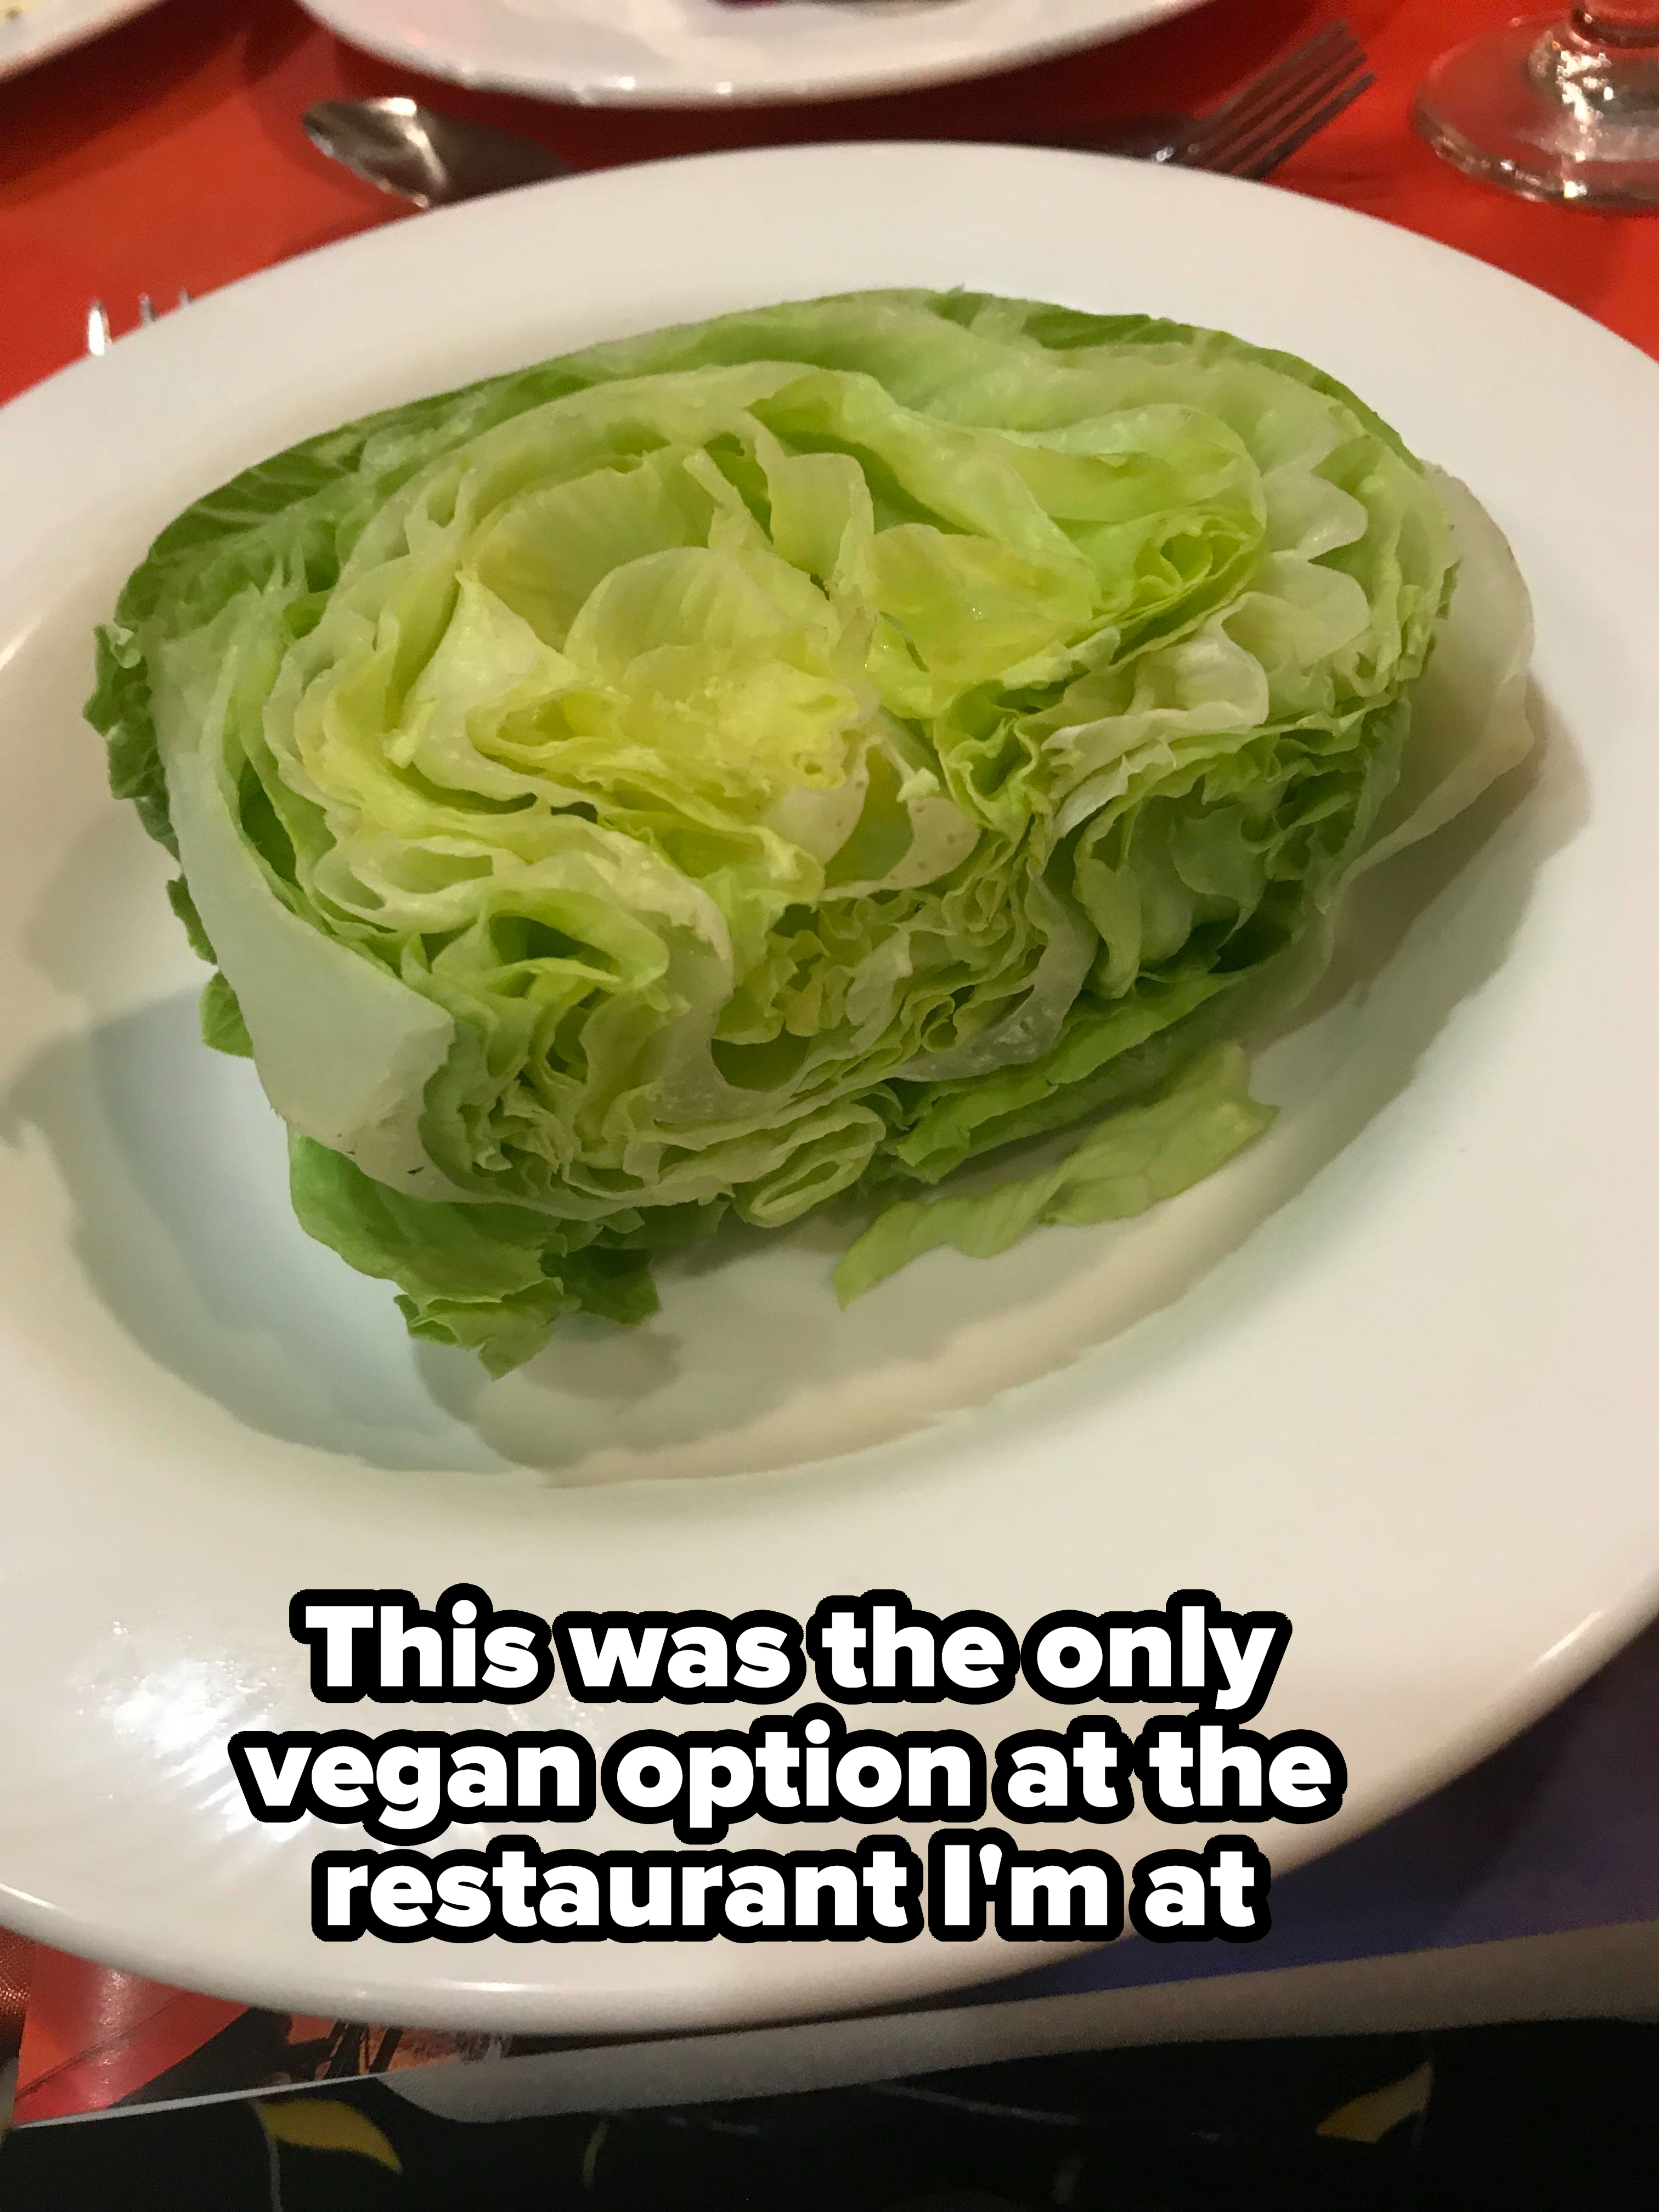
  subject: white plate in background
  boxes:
[297,0,1211,106]
[0,0,164,84]
[2,143,1658,2033]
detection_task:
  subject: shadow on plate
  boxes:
[0,985,506,1476]
[4,688,1582,1486]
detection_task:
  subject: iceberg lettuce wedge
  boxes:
[89,290,1532,1368]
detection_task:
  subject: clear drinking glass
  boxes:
[1415,6,1659,207]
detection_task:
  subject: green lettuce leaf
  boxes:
[200,970,253,1058]
[836,1042,1274,1303]
[289,1135,723,1376]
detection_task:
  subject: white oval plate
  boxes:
[2,144,1658,2035]
[296,0,1209,107]
[0,0,163,83]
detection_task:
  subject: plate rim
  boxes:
[293,0,1211,108]
[0,0,165,86]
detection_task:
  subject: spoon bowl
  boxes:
[303,97,574,209]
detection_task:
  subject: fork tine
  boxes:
[1191,46,1370,176]
[1190,19,1358,138]
[1202,59,1371,178]
[85,287,193,359]
[1186,27,1360,164]
[1186,32,1363,168]
[1231,70,1376,180]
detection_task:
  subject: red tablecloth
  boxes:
[3,0,1657,410]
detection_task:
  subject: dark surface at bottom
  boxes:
[4,2019,1658,2210]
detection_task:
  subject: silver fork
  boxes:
[1069,19,1374,177]
[85,290,192,358]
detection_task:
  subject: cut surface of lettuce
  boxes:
[89,290,1534,1368]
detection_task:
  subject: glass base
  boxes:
[1415,16,1659,208]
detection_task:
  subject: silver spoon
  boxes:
[303,97,573,209]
